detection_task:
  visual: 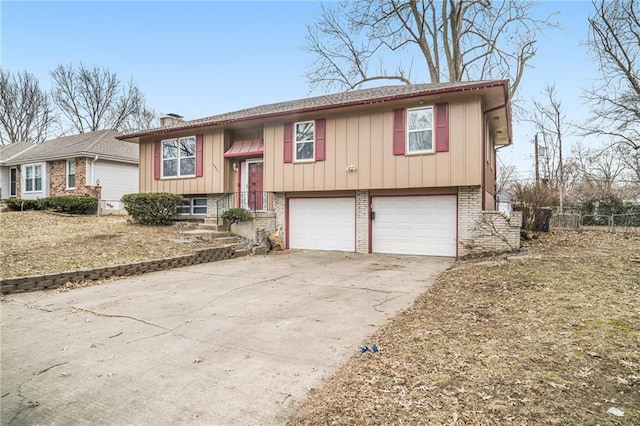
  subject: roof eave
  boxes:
[118,80,510,140]
[3,152,138,165]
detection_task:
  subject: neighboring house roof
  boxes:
[120,80,511,145]
[0,142,37,164]
[4,130,138,165]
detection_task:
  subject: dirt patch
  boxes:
[0,211,221,279]
[289,228,640,425]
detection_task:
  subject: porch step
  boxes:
[198,222,227,231]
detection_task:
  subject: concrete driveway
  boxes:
[1,251,452,425]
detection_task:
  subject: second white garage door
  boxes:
[372,195,457,256]
[288,198,356,251]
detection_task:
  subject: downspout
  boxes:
[90,155,99,186]
[90,155,100,215]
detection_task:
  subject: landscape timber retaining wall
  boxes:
[0,246,235,295]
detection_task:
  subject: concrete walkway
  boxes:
[1,251,452,425]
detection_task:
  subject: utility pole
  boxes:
[534,134,540,187]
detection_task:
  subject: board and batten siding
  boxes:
[93,160,138,201]
[264,99,483,193]
[138,130,230,195]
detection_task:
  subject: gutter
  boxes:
[118,80,510,140]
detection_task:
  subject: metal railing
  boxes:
[238,191,272,213]
[215,192,274,224]
[550,212,640,229]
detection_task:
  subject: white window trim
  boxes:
[180,197,207,216]
[161,136,196,179]
[23,163,44,193]
[66,159,76,189]
[9,167,17,197]
[294,120,315,162]
[406,106,435,155]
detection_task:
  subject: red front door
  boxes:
[247,161,264,211]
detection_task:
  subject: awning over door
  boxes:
[224,139,264,158]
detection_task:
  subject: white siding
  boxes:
[21,162,48,200]
[0,166,9,199]
[93,160,138,204]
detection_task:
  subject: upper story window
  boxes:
[24,164,43,192]
[295,121,315,161]
[407,107,434,154]
[162,136,195,178]
[67,160,76,189]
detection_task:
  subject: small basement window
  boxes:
[180,197,207,215]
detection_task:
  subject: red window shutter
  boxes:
[153,140,161,180]
[283,122,293,163]
[315,119,326,161]
[195,134,203,177]
[435,102,449,152]
[393,109,405,155]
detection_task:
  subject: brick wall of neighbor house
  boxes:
[49,158,101,199]
[356,190,369,253]
[458,186,521,255]
[274,192,286,246]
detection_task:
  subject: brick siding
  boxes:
[458,186,521,255]
[356,190,369,253]
[49,158,101,198]
[273,192,286,247]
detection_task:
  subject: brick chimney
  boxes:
[160,113,184,127]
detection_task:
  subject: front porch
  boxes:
[210,191,277,245]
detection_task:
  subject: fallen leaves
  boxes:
[0,211,220,278]
[289,228,640,425]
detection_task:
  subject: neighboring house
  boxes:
[120,81,521,256]
[3,130,138,213]
[0,142,37,200]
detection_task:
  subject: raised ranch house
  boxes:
[120,81,521,256]
[1,130,138,213]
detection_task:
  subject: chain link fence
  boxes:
[549,210,640,229]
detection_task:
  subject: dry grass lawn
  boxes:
[0,211,219,279]
[1,212,638,424]
[290,229,640,425]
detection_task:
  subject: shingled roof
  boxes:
[4,130,138,165]
[120,80,510,140]
[0,142,37,163]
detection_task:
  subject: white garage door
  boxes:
[289,198,355,251]
[372,196,456,256]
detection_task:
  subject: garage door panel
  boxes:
[372,196,456,256]
[289,198,355,251]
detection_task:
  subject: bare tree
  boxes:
[567,142,629,204]
[0,69,56,145]
[50,63,144,133]
[529,85,567,212]
[583,0,639,151]
[305,0,558,96]
[120,106,159,133]
[496,157,516,195]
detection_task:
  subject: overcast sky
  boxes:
[1,1,602,180]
